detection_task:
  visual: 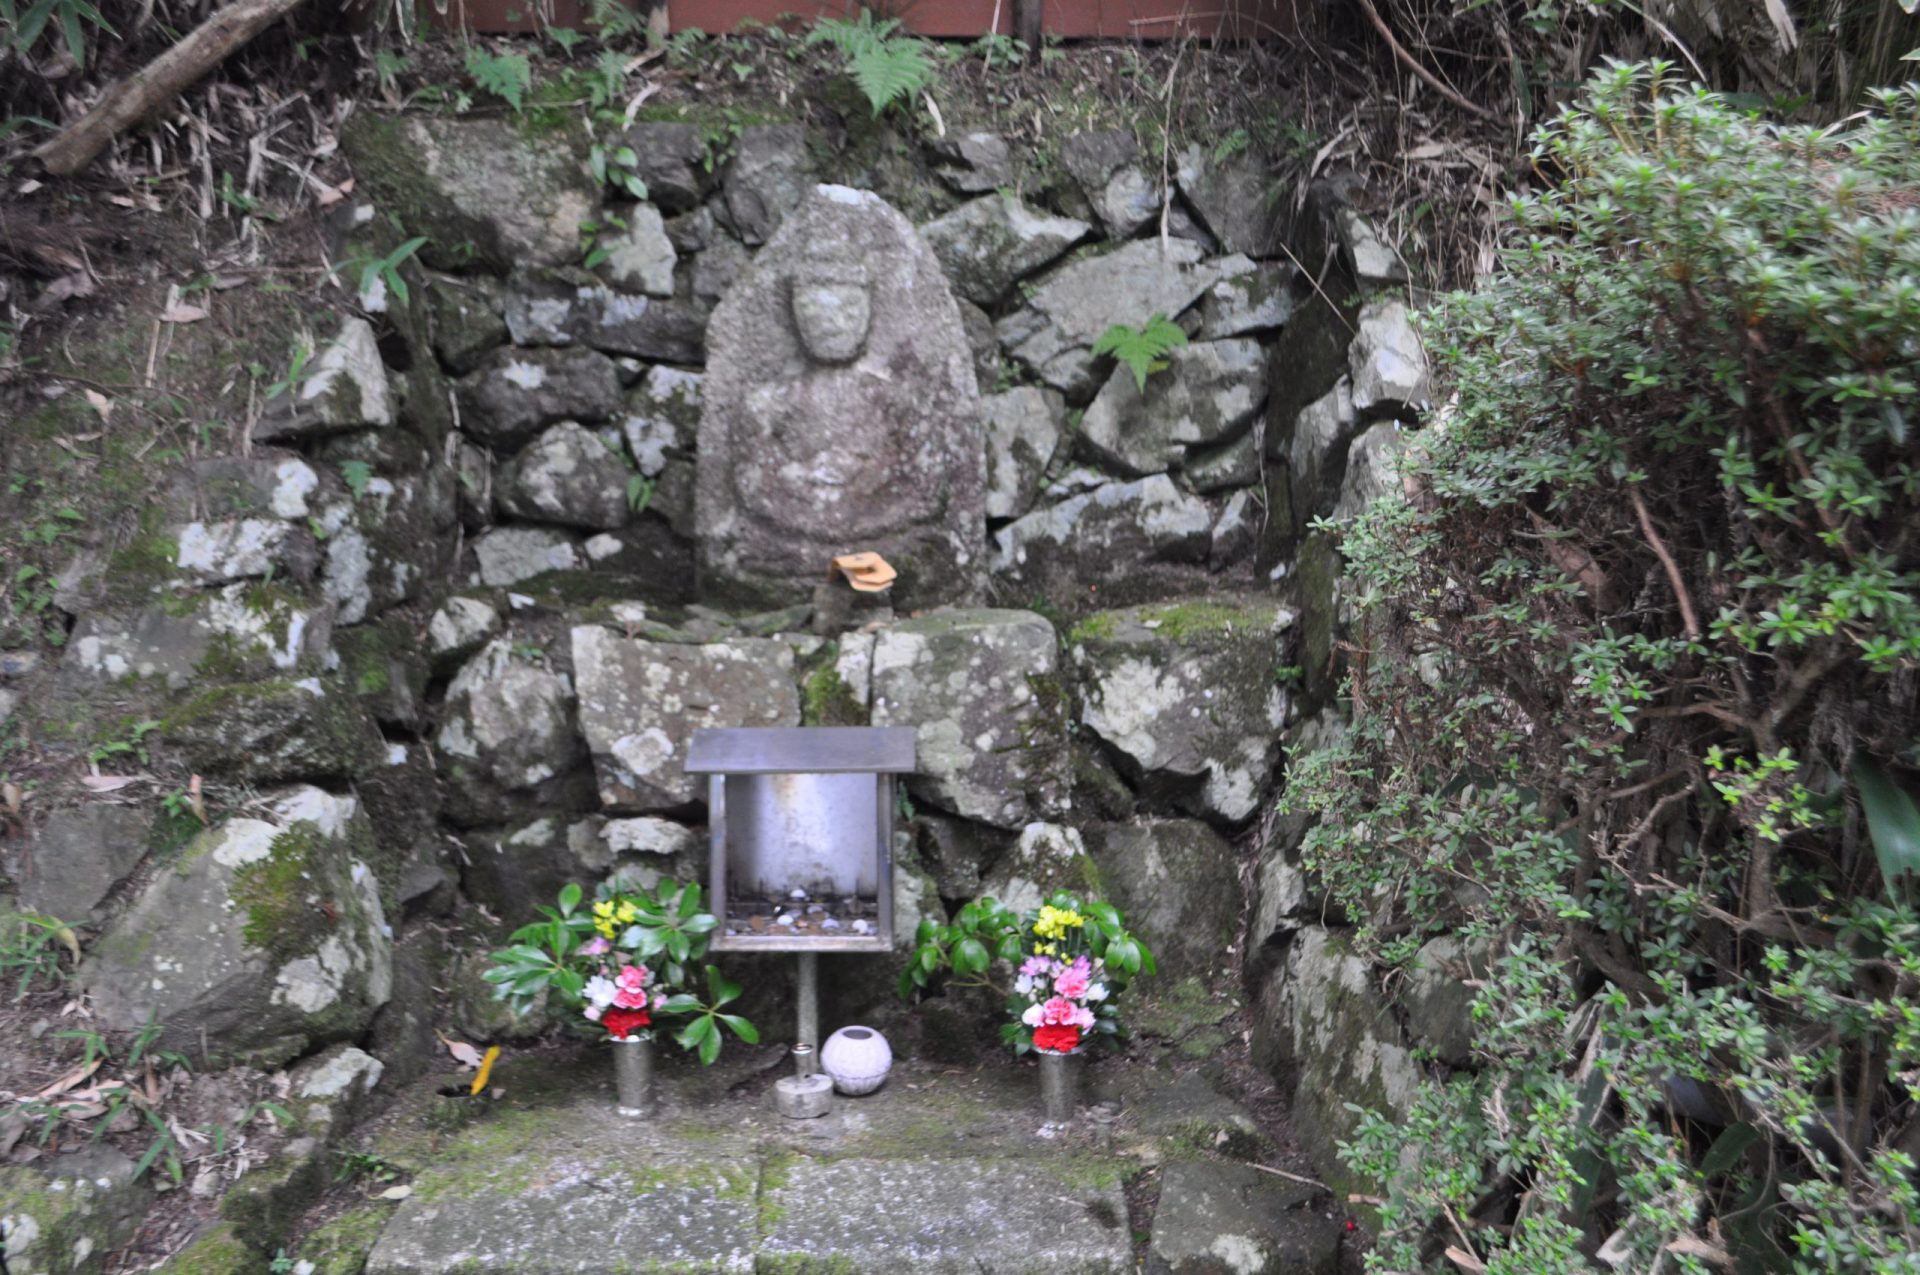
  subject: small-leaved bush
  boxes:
[1286,62,1920,1271]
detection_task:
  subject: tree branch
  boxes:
[34,0,310,177]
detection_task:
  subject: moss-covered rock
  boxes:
[0,1152,149,1274]
[1068,595,1292,825]
[870,609,1069,830]
[151,1222,257,1275]
[340,115,598,274]
[165,678,383,783]
[79,788,393,1066]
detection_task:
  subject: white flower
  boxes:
[583,1005,603,1022]
[1021,1003,1044,1027]
[1086,983,1109,1002]
[584,974,618,1010]
[1014,975,1035,996]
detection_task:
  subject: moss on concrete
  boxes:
[153,1221,258,1274]
[230,823,328,962]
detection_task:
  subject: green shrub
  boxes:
[1288,62,1920,1271]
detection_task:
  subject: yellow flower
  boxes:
[1033,905,1087,941]
[595,920,617,939]
[616,900,638,924]
[1036,943,1056,956]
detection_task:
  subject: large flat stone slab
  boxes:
[367,1156,759,1274]
[760,1157,1131,1273]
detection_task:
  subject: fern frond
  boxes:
[1092,314,1190,392]
[849,36,934,116]
[465,48,531,113]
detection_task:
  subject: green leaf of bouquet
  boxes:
[661,993,701,1014]
[559,881,582,913]
[681,913,718,935]
[719,1014,758,1043]
[954,936,989,975]
[698,1026,722,1065]
[679,1015,714,1045]
[707,967,743,1006]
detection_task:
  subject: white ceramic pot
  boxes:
[820,1025,892,1095]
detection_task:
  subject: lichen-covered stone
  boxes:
[65,585,331,689]
[470,526,583,587]
[80,788,392,1066]
[1184,430,1261,494]
[496,421,632,530]
[596,203,678,297]
[1069,597,1291,824]
[918,194,1089,305]
[166,678,384,783]
[1331,421,1406,523]
[1285,377,1362,527]
[1148,1160,1342,1275]
[927,131,1014,193]
[991,475,1213,607]
[8,804,149,923]
[426,595,503,672]
[1060,129,1157,239]
[1249,709,1344,955]
[995,239,1220,399]
[458,812,606,920]
[717,123,811,245]
[503,267,707,363]
[168,517,316,585]
[341,115,598,272]
[435,638,585,826]
[697,186,984,609]
[621,121,710,213]
[1175,143,1283,258]
[571,626,799,811]
[870,609,1069,830]
[1199,255,1298,339]
[288,1044,386,1137]
[1335,207,1408,286]
[428,274,508,374]
[1082,818,1240,982]
[980,821,1096,914]
[311,472,448,626]
[254,317,395,441]
[1255,927,1421,1208]
[0,1149,150,1275]
[981,386,1065,522]
[1348,300,1428,417]
[455,346,624,450]
[1077,339,1266,478]
[620,366,702,479]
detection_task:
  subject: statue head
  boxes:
[789,262,872,365]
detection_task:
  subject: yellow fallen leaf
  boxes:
[56,926,81,963]
[377,1184,413,1200]
[471,1046,501,1095]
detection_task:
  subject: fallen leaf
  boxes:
[55,926,80,963]
[1444,1246,1487,1273]
[83,389,112,421]
[1402,141,1451,161]
[188,774,208,826]
[81,771,145,791]
[41,271,96,303]
[34,1058,101,1099]
[471,1045,501,1095]
[377,1184,413,1200]
[435,1030,483,1069]
[2,781,22,814]
[160,304,209,324]
[59,1102,110,1120]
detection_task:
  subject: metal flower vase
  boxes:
[1037,1048,1083,1124]
[613,1036,653,1116]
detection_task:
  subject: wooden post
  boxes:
[1014,0,1043,52]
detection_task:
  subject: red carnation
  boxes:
[603,1007,651,1040]
[1033,1024,1081,1054]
